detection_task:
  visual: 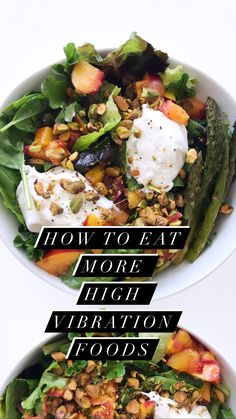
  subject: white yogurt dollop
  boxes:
[17,166,114,233]
[143,392,211,418]
[126,105,188,192]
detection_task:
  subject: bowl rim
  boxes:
[0,52,236,299]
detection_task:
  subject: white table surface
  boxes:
[0,0,236,389]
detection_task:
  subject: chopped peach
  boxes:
[160,100,189,125]
[34,126,53,147]
[127,190,142,209]
[83,214,106,226]
[134,73,165,98]
[167,348,202,374]
[179,98,206,120]
[90,401,115,418]
[196,361,221,384]
[166,330,193,354]
[198,382,211,403]
[85,165,105,185]
[72,61,104,95]
[140,400,155,419]
[37,249,83,276]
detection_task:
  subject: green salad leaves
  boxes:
[160,64,197,99]
[73,86,121,152]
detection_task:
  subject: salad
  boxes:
[0,33,235,288]
[0,330,234,418]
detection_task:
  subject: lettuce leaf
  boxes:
[64,42,103,66]
[21,362,68,411]
[0,165,24,224]
[160,64,196,99]
[73,86,121,152]
[3,379,36,419]
[103,32,168,82]
[139,332,173,364]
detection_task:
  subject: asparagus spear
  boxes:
[200,97,224,199]
[186,125,229,262]
[175,97,225,264]
[174,153,203,264]
[184,151,203,224]
[224,121,236,197]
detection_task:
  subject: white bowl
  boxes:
[0,53,236,299]
[0,329,235,411]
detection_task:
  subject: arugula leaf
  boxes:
[63,42,103,66]
[14,225,43,260]
[105,361,126,380]
[21,362,68,410]
[56,102,80,123]
[60,265,117,289]
[66,360,87,377]
[64,42,79,63]
[104,32,168,82]
[73,86,121,152]
[1,93,41,118]
[41,75,68,109]
[0,96,47,132]
[0,165,24,223]
[126,176,143,191]
[143,370,202,393]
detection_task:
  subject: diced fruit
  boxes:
[196,361,221,384]
[134,73,165,98]
[179,98,206,120]
[24,140,70,165]
[72,61,104,95]
[198,382,211,402]
[47,388,64,398]
[164,90,176,101]
[139,400,155,419]
[85,165,105,185]
[166,331,221,383]
[146,74,165,97]
[160,100,189,125]
[127,190,143,209]
[37,249,83,276]
[34,126,53,147]
[83,214,106,226]
[166,329,193,354]
[167,348,202,374]
[90,401,114,418]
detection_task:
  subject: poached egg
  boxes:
[126,105,188,192]
[17,166,115,233]
[143,392,211,418]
